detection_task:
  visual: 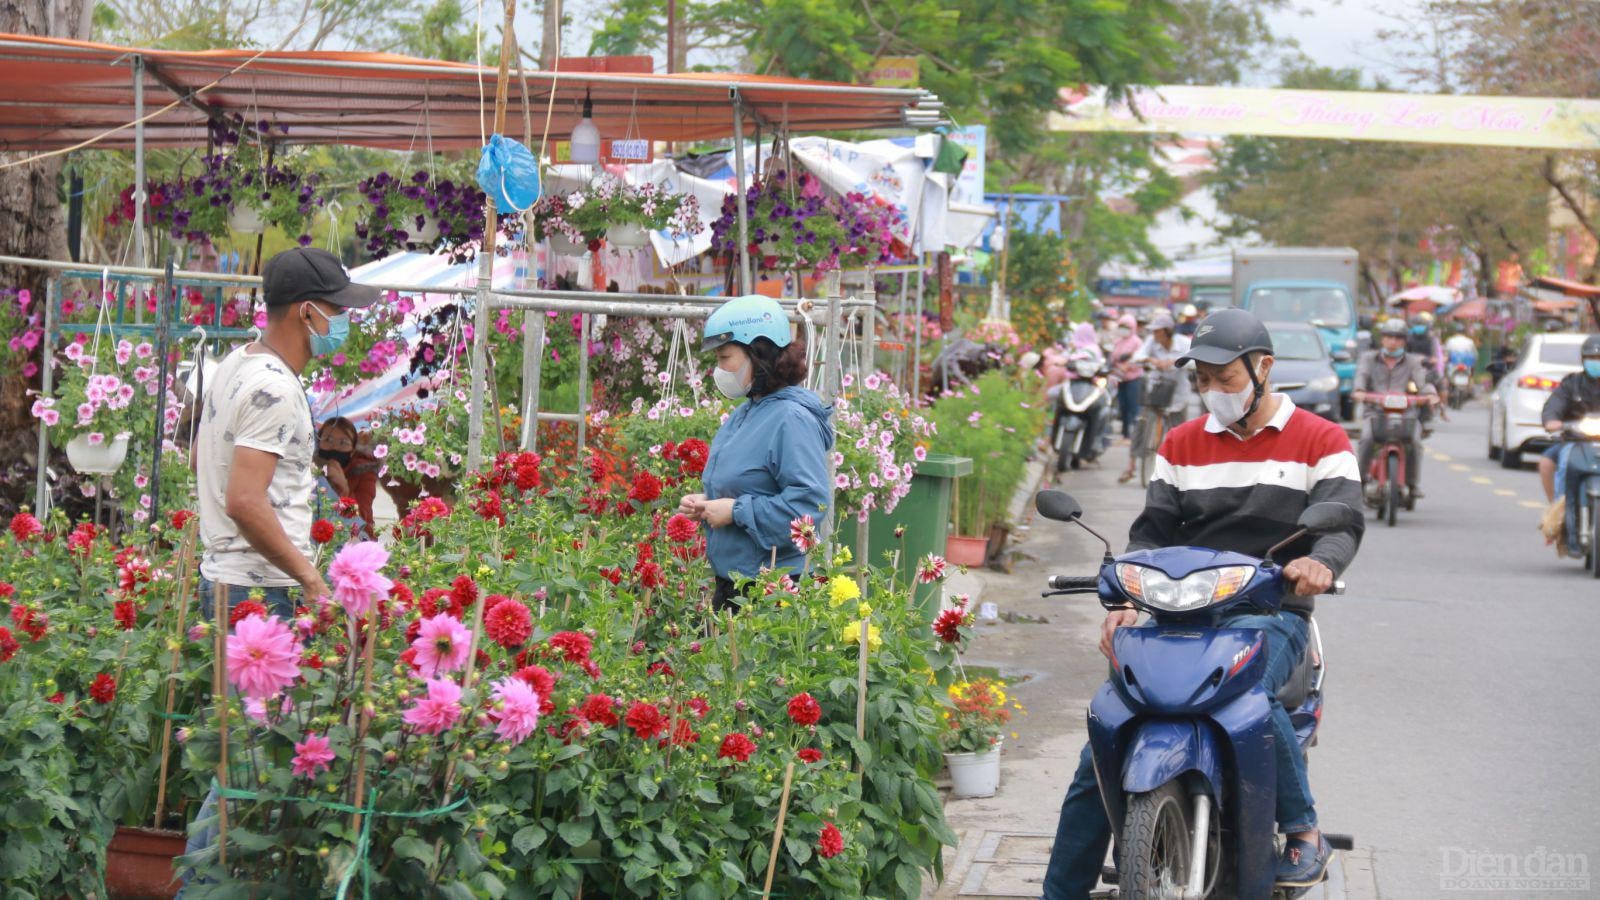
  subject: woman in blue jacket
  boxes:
[677,295,835,612]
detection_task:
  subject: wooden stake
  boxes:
[855,618,870,774]
[346,614,381,836]
[727,611,739,672]
[213,582,231,866]
[761,761,798,898]
[153,524,198,826]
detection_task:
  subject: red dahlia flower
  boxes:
[310,519,337,544]
[170,509,196,531]
[676,439,709,476]
[8,512,42,542]
[229,600,268,628]
[797,747,823,764]
[817,822,844,859]
[933,606,972,644]
[787,691,822,727]
[628,472,663,505]
[67,522,99,557]
[89,672,117,704]
[579,693,619,728]
[665,513,699,543]
[0,625,18,662]
[514,665,558,714]
[718,732,757,762]
[113,600,137,631]
[625,701,668,740]
[548,630,593,664]
[485,599,533,649]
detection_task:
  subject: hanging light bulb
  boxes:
[570,88,601,164]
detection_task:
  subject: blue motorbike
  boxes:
[1035,490,1358,899]
[1550,417,1600,578]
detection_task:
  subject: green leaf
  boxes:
[558,817,594,848]
[392,835,435,862]
[512,823,548,856]
[718,860,747,884]
[896,863,924,897]
[785,835,814,865]
[634,772,660,800]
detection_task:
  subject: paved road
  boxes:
[940,399,1600,899]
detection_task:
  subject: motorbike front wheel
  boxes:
[1119,781,1196,899]
[1588,505,1599,580]
[1386,454,1400,527]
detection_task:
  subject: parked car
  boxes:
[1488,333,1589,468]
[1265,321,1342,420]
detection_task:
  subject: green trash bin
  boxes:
[835,451,972,621]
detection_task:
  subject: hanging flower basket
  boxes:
[549,231,589,257]
[607,222,651,249]
[66,432,130,475]
[227,204,266,235]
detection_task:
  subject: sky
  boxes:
[1261,0,1414,86]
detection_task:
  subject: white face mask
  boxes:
[712,358,753,399]
[1202,361,1266,426]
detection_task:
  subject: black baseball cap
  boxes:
[262,248,380,309]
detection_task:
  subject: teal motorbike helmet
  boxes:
[701,295,792,352]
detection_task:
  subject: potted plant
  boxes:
[528,176,702,256]
[928,370,1046,566]
[942,676,1016,799]
[355,166,494,262]
[41,333,147,475]
[709,169,853,277]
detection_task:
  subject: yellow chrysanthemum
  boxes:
[833,546,854,567]
[829,575,861,607]
[841,618,882,652]
[857,601,873,617]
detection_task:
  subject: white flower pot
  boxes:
[607,223,650,248]
[228,205,266,234]
[407,216,441,247]
[945,742,1002,799]
[66,433,130,475]
[549,231,589,257]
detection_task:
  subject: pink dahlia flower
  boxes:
[402,677,463,735]
[328,541,393,618]
[489,676,542,746]
[225,614,301,699]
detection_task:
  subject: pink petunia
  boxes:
[327,541,393,618]
[226,614,302,699]
[410,613,472,678]
[292,733,336,779]
[489,676,542,746]
[402,678,463,735]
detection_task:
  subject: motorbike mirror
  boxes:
[1297,502,1359,535]
[1035,490,1082,522]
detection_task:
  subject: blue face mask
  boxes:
[1585,359,1600,378]
[306,304,350,357]
[1410,324,1426,336]
[1382,345,1405,359]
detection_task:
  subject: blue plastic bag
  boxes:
[476,134,541,213]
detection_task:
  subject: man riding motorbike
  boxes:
[1354,319,1439,502]
[1538,334,1600,504]
[1117,312,1190,484]
[1406,311,1447,422]
[1043,308,1366,898]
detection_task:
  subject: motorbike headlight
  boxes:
[1115,564,1254,612]
[1579,418,1600,438]
[1308,375,1339,392]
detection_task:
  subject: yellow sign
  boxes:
[1050,85,1600,150]
[867,57,920,88]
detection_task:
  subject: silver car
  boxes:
[1488,333,1588,468]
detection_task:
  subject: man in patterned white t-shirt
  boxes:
[194,247,378,619]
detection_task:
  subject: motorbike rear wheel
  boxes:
[1386,455,1400,528]
[1118,781,1196,899]
[1588,507,1599,579]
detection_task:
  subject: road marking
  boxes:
[1470,476,1492,485]
[1494,489,1516,497]
[1450,464,1470,472]
[1520,501,1546,509]
[1433,452,1453,461]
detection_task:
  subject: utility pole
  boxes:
[541,0,562,68]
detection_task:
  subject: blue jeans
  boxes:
[1041,612,1315,899]
[1116,378,1143,438]
[178,579,296,895]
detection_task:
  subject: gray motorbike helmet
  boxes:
[1583,334,1600,359]
[1177,308,1276,427]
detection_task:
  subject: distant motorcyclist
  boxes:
[1444,328,1477,371]
[1538,334,1600,504]
[1175,302,1200,336]
[1407,311,1447,421]
[1118,313,1190,484]
[1486,344,1520,387]
[1354,319,1439,501]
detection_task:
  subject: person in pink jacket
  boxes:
[1109,314,1144,438]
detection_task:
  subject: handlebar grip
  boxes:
[1048,575,1100,590]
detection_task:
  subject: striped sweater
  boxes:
[1128,395,1365,615]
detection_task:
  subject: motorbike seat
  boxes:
[1276,643,1317,710]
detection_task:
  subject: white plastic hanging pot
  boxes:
[607,223,650,249]
[228,204,266,235]
[550,232,589,257]
[407,216,442,247]
[66,433,130,475]
[945,741,1002,799]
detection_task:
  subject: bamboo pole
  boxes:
[153,522,199,826]
[213,582,231,866]
[761,761,798,898]
[346,613,381,836]
[855,617,870,764]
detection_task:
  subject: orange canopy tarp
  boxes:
[0,33,944,151]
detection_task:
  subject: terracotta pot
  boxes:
[106,826,185,899]
[945,534,988,567]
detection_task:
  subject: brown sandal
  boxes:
[1117,471,1135,484]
